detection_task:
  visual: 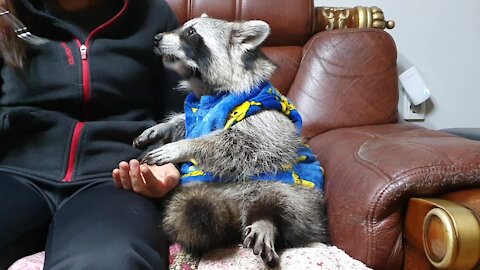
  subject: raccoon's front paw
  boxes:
[141,140,191,165]
[133,123,171,148]
[243,220,280,268]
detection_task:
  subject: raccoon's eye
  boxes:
[186,27,197,36]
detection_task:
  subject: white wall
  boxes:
[315,0,480,130]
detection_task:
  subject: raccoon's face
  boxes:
[154,15,217,79]
[154,15,274,93]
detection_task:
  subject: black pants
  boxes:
[0,173,168,270]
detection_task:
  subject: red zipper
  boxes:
[75,40,91,105]
[62,1,129,182]
[63,122,84,182]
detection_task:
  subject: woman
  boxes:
[0,0,183,269]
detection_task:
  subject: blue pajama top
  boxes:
[180,81,324,190]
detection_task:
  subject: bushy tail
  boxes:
[162,185,240,255]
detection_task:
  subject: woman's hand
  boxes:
[112,160,180,198]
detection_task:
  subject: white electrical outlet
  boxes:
[399,67,431,106]
[402,94,425,121]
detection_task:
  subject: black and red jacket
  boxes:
[0,0,183,182]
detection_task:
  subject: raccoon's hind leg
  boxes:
[239,184,284,267]
[243,219,280,268]
[162,184,241,256]
[238,182,328,267]
[277,185,329,247]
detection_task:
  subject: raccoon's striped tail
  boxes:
[162,184,240,255]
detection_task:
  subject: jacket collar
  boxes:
[16,0,128,41]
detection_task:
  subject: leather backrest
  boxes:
[164,0,314,46]
[289,29,399,137]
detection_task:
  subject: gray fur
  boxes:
[142,110,301,178]
[162,181,328,267]
[133,112,185,148]
[153,16,276,96]
[135,16,328,267]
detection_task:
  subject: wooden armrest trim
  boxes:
[314,6,395,32]
[422,199,480,270]
[405,198,480,270]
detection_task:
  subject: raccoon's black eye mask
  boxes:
[185,27,197,37]
[181,27,199,40]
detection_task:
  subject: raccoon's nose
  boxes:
[154,34,163,46]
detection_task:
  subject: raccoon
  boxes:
[134,14,329,267]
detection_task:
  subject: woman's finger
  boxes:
[112,168,123,188]
[129,159,148,195]
[164,173,180,189]
[141,165,162,191]
[143,164,180,198]
[118,161,132,190]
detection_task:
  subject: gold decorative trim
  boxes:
[366,7,372,28]
[423,208,456,268]
[321,7,350,30]
[321,8,335,31]
[422,199,480,270]
[357,6,367,28]
[315,6,395,32]
[356,6,395,29]
[338,9,349,29]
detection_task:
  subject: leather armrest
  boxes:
[308,123,480,270]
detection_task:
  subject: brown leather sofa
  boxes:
[165,0,480,269]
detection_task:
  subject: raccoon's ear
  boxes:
[231,20,270,50]
[200,13,209,18]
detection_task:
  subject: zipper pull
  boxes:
[80,44,87,60]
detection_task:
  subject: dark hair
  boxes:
[1,0,26,68]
